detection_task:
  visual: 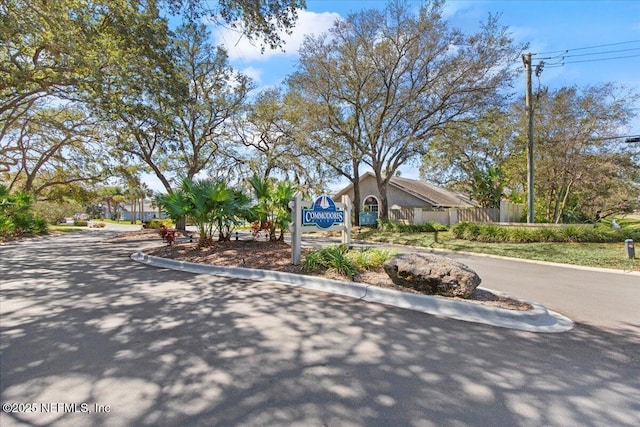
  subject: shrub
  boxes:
[73,220,88,226]
[302,245,395,278]
[477,224,506,242]
[324,246,358,277]
[379,219,447,233]
[506,227,535,243]
[451,221,468,237]
[454,222,482,240]
[304,245,356,277]
[146,218,173,229]
[0,216,15,239]
[452,222,637,243]
[0,186,48,241]
[346,248,395,269]
[31,217,48,234]
[531,227,559,242]
[301,249,328,272]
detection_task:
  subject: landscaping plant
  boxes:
[302,245,395,278]
[451,222,639,243]
[248,175,296,242]
[0,185,48,241]
[158,178,251,247]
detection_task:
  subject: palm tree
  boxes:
[271,180,296,241]
[159,178,252,247]
[248,175,296,241]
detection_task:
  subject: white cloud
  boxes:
[211,10,341,62]
[240,66,263,84]
[442,0,479,18]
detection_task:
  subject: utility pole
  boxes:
[522,53,535,223]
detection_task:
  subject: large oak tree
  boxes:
[289,0,524,219]
[2,0,304,197]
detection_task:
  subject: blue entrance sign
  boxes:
[303,195,345,229]
[359,211,378,226]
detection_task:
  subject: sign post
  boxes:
[289,193,352,265]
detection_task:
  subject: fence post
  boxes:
[341,195,352,246]
[289,192,303,265]
[449,208,458,226]
[413,207,423,225]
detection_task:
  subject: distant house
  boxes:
[103,201,168,222]
[334,172,477,225]
[119,203,169,222]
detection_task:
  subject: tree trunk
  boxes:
[375,175,390,221]
[176,217,186,231]
[352,160,361,226]
[130,196,136,224]
[556,180,575,224]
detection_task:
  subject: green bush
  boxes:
[506,227,535,243]
[302,245,355,277]
[346,247,395,269]
[379,219,447,233]
[0,216,15,238]
[32,217,48,234]
[476,224,507,242]
[452,222,482,240]
[73,220,88,226]
[452,222,637,243]
[0,186,48,241]
[302,245,395,278]
[145,218,173,229]
[531,227,558,242]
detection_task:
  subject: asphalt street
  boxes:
[303,233,640,331]
[1,229,639,426]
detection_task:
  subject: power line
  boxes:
[562,46,640,59]
[545,53,640,67]
[537,47,640,61]
[532,39,640,56]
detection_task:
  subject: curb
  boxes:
[131,251,574,333]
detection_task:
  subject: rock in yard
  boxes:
[383,253,481,298]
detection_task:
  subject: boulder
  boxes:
[383,253,481,298]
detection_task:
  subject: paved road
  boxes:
[303,234,640,332]
[442,251,639,332]
[1,231,639,426]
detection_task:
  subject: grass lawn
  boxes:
[49,224,88,233]
[358,230,639,272]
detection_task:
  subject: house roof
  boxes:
[335,172,476,208]
[389,176,476,207]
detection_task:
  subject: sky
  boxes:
[148,0,640,192]
[211,0,640,131]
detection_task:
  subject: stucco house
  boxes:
[334,172,477,225]
[102,201,168,222]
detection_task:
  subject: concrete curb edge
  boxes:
[131,251,574,333]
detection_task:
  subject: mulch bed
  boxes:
[109,229,532,311]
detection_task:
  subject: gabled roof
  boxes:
[335,172,476,208]
[389,176,476,207]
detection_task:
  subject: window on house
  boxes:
[364,196,379,214]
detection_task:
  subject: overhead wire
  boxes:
[532,39,640,56]
[528,40,640,67]
[526,41,640,145]
[561,46,640,59]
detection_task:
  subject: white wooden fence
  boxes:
[390,201,524,226]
